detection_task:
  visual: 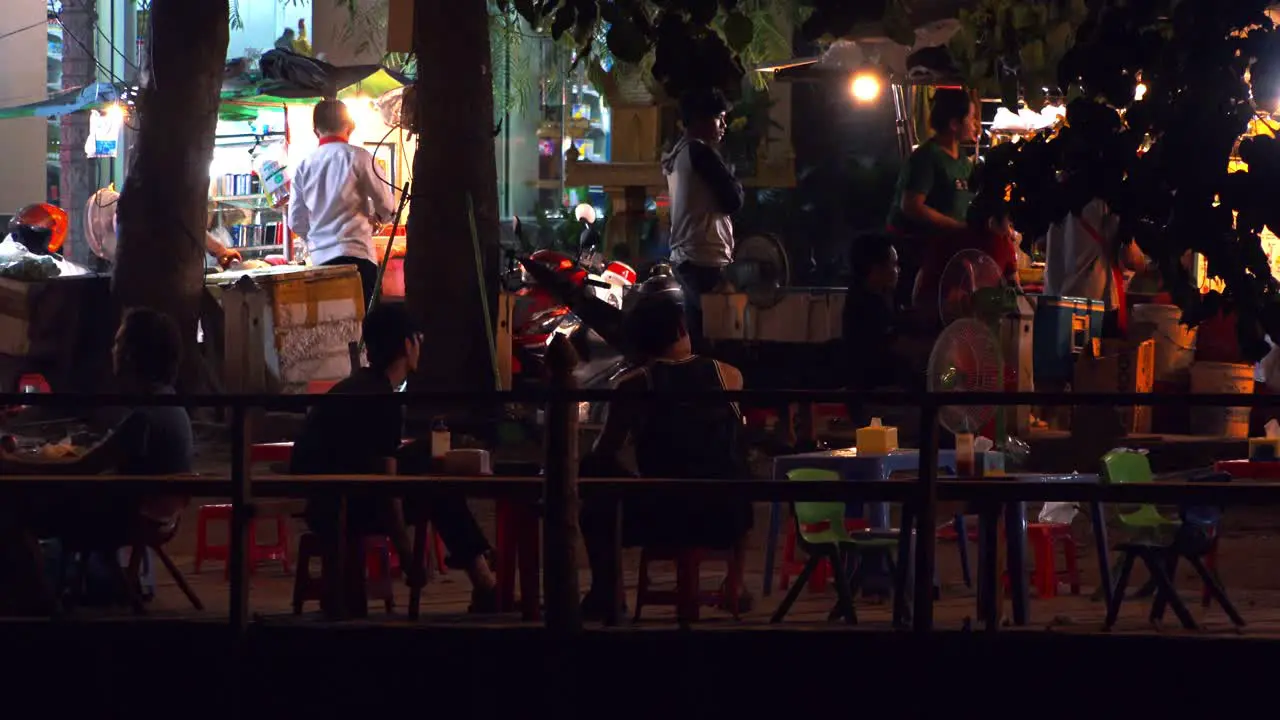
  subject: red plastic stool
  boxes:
[292,532,395,614]
[778,515,869,594]
[634,546,744,623]
[387,525,447,579]
[1025,523,1080,599]
[193,504,292,577]
[494,500,541,620]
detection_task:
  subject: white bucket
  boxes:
[1190,361,1256,438]
[1132,304,1197,385]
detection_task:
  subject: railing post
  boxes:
[913,400,939,632]
[229,404,252,633]
[543,336,582,634]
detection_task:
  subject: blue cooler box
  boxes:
[1032,295,1105,382]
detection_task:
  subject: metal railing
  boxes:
[4,387,1280,634]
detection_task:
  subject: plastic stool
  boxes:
[634,546,743,623]
[388,525,447,579]
[1026,523,1080,599]
[292,532,396,614]
[193,504,291,577]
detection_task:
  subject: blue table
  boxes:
[765,448,1004,597]
[966,473,1108,629]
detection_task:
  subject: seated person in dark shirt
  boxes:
[0,308,193,613]
[842,233,932,426]
[290,303,498,613]
[579,295,753,618]
[912,198,1021,329]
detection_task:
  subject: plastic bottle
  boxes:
[431,417,451,459]
[955,432,976,477]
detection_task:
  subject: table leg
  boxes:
[893,503,914,628]
[494,501,517,612]
[977,504,999,631]
[603,499,624,627]
[1089,501,1112,607]
[517,502,541,622]
[323,495,350,620]
[762,501,780,598]
[408,522,427,621]
[1005,501,1030,627]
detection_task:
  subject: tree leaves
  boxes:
[984,0,1280,359]
[550,4,576,40]
[722,10,754,53]
[606,16,649,63]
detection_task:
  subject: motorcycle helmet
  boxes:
[624,268,685,312]
[601,261,637,287]
[9,203,68,255]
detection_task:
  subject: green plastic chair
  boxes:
[1101,449,1181,535]
[770,468,900,624]
[1098,449,1244,630]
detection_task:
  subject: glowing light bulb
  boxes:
[1134,83,1148,101]
[850,72,882,103]
[104,102,125,123]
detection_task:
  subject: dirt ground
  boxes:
[13,422,1280,634]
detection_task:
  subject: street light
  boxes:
[850,70,882,103]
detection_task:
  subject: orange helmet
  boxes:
[10,203,69,254]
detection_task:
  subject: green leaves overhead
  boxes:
[976,0,1280,360]
[722,10,754,53]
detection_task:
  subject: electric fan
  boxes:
[376,85,415,132]
[85,184,119,263]
[938,248,1010,327]
[926,318,1003,435]
[724,232,790,309]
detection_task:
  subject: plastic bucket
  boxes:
[1132,304,1197,385]
[1190,361,1256,438]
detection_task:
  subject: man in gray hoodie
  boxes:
[662,88,744,351]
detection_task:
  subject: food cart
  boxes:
[0,60,412,395]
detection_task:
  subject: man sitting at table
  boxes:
[841,232,933,426]
[0,307,192,614]
[290,303,499,614]
[578,293,753,619]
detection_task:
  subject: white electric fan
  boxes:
[938,248,1008,327]
[926,317,1003,435]
[85,184,119,263]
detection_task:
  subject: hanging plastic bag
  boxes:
[1260,336,1280,392]
[1037,501,1078,525]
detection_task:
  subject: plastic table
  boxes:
[1214,460,1280,480]
[765,448,1004,597]
[963,472,1107,629]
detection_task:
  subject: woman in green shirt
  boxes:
[885,88,980,306]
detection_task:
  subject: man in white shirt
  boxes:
[1043,198,1146,335]
[288,99,396,306]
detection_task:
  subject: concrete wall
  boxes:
[227,0,311,59]
[0,2,52,212]
[312,0,385,66]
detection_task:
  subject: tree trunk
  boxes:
[59,0,96,266]
[406,0,501,402]
[113,0,229,391]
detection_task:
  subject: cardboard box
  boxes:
[1072,337,1155,433]
[702,292,750,340]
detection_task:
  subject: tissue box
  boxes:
[856,423,899,455]
[442,449,491,475]
[1250,438,1280,461]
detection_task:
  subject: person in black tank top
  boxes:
[579,295,752,617]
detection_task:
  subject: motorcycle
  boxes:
[507,216,637,395]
